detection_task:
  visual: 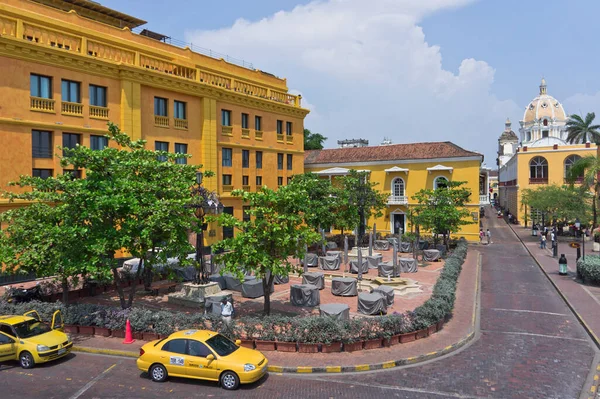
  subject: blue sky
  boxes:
[99,0,600,165]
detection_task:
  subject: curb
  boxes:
[589,362,600,399]
[73,346,138,358]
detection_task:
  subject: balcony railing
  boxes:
[387,195,408,205]
[255,130,263,140]
[277,134,284,142]
[222,126,233,136]
[154,115,169,127]
[222,185,233,192]
[286,135,293,143]
[89,105,109,119]
[241,128,250,138]
[529,177,548,184]
[32,146,53,158]
[174,118,188,130]
[479,195,490,205]
[61,101,83,116]
[30,96,55,112]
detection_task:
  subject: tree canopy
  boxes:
[566,113,600,144]
[521,184,591,226]
[303,128,327,150]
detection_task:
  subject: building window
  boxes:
[222,148,232,167]
[62,133,80,155]
[256,176,262,186]
[222,174,232,186]
[30,74,52,98]
[256,151,263,169]
[32,130,52,158]
[221,110,231,126]
[89,85,107,107]
[154,97,168,116]
[155,141,169,162]
[242,150,249,168]
[243,206,251,222]
[277,153,284,170]
[564,154,582,179]
[175,143,188,165]
[434,176,448,190]
[174,101,186,119]
[90,135,108,151]
[529,156,548,180]
[276,120,283,134]
[241,113,249,129]
[543,119,548,126]
[392,178,405,197]
[542,130,549,138]
[32,169,52,179]
[242,175,249,185]
[278,176,283,186]
[526,132,531,141]
[61,80,80,103]
[255,116,262,131]
[64,169,82,179]
[286,154,293,170]
[286,121,293,135]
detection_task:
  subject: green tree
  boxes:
[566,113,600,144]
[567,154,600,228]
[522,185,591,227]
[286,173,340,232]
[211,186,320,316]
[303,128,327,150]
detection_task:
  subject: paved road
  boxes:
[1,209,598,398]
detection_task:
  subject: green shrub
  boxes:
[577,255,600,284]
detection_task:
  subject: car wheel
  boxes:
[220,370,240,390]
[19,351,35,369]
[150,364,168,382]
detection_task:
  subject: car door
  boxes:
[23,310,41,322]
[0,332,17,362]
[186,339,218,380]
[51,310,64,332]
[160,339,188,378]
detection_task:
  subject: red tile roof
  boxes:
[304,141,483,165]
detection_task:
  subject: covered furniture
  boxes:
[274,274,289,285]
[435,244,447,257]
[319,255,340,271]
[357,292,387,315]
[372,285,394,306]
[208,273,227,290]
[290,284,320,307]
[326,241,338,250]
[350,259,369,275]
[386,237,398,246]
[224,273,256,292]
[418,240,430,250]
[302,253,319,267]
[423,249,441,262]
[302,271,325,290]
[319,303,350,321]
[331,277,358,296]
[374,240,390,250]
[242,279,273,298]
[400,242,412,253]
[204,293,234,316]
[378,262,399,278]
[399,258,418,273]
[366,254,383,269]
[326,250,342,260]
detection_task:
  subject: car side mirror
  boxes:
[235,339,241,346]
[206,354,215,362]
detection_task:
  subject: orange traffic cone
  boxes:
[122,319,135,344]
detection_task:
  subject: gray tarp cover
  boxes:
[274,274,289,285]
[366,254,383,269]
[400,258,418,273]
[326,241,338,250]
[122,253,196,280]
[208,274,227,290]
[372,285,394,306]
[290,284,320,307]
[378,262,399,277]
[204,293,234,316]
[331,277,358,296]
[319,303,350,321]
[223,274,256,292]
[435,244,447,257]
[357,292,387,315]
[319,256,340,271]
[326,251,342,260]
[350,259,369,275]
[302,272,325,290]
[400,242,412,253]
[302,253,319,267]
[374,240,390,250]
[242,279,273,298]
[386,237,398,245]
[423,249,441,262]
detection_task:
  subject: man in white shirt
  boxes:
[221,297,233,324]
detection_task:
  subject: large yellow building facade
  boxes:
[304,142,488,242]
[0,0,309,247]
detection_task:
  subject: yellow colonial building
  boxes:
[0,0,309,246]
[304,141,488,242]
[498,79,597,225]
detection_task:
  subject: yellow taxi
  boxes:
[137,329,268,390]
[0,310,72,369]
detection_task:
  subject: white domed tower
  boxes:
[497,117,518,168]
[519,78,568,146]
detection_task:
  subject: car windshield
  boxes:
[205,334,239,357]
[13,320,51,338]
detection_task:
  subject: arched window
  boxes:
[529,156,548,181]
[392,178,405,197]
[543,119,548,126]
[564,154,583,180]
[434,176,448,189]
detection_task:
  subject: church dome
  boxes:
[522,78,567,124]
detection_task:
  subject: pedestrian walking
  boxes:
[550,231,556,248]
[479,229,484,243]
[221,297,233,324]
[486,229,491,244]
[540,234,547,249]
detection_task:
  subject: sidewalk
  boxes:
[72,249,480,373]
[510,224,600,348]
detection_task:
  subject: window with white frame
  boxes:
[434,176,448,189]
[392,177,405,197]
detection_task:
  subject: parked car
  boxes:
[137,329,268,390]
[0,310,72,369]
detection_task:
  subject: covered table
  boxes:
[326,251,342,260]
[418,240,430,250]
[208,273,227,290]
[350,259,369,275]
[374,240,390,250]
[423,249,441,262]
[319,255,340,271]
[372,285,394,306]
[224,273,256,292]
[378,262,399,278]
[274,274,289,285]
[242,279,273,298]
[366,254,383,269]
[400,242,412,253]
[435,244,447,257]
[326,241,338,250]
[290,284,320,307]
[302,253,319,268]
[204,293,234,316]
[302,271,325,290]
[399,258,418,273]
[331,277,358,296]
[319,303,350,321]
[357,292,387,315]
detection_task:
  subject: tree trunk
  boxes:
[61,277,69,305]
[144,247,156,291]
[593,191,598,230]
[111,267,127,309]
[262,274,274,316]
[127,256,145,308]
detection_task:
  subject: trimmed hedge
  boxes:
[577,255,600,284]
[0,239,469,343]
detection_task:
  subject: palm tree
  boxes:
[565,113,600,144]
[567,155,600,228]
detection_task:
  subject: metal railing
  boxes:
[479,195,490,205]
[387,195,408,205]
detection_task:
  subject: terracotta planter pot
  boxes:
[321,342,342,353]
[385,335,400,347]
[133,332,144,340]
[415,329,429,339]
[255,340,276,351]
[143,332,159,341]
[297,343,319,353]
[240,339,255,349]
[343,341,364,352]
[399,332,416,343]
[64,325,78,334]
[111,329,125,338]
[436,320,444,331]
[427,324,437,336]
[78,326,95,335]
[364,338,383,350]
[94,327,111,337]
[276,341,297,352]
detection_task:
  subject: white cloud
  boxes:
[564,91,600,118]
[187,0,520,164]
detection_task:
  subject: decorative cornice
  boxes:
[0,116,109,134]
[216,141,303,154]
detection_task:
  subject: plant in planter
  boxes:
[275,320,297,352]
[341,319,364,352]
[92,310,111,337]
[251,316,278,351]
[104,308,130,338]
[128,307,154,335]
[361,318,384,349]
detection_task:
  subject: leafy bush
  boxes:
[577,255,600,284]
